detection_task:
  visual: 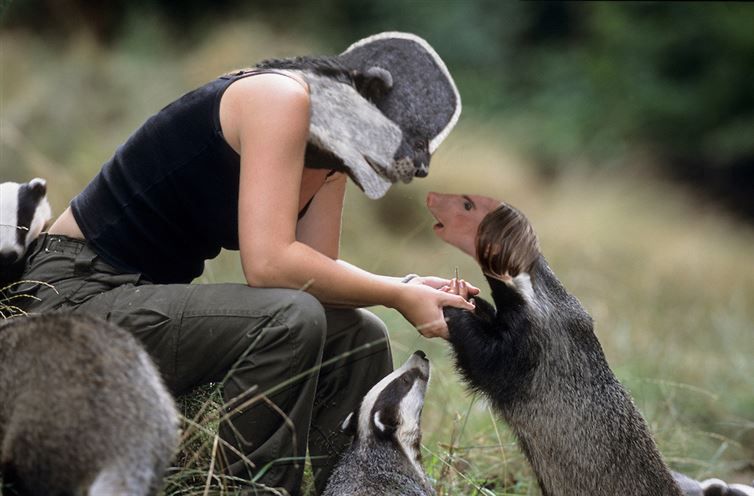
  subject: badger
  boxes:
[323,351,435,496]
[0,178,52,288]
[428,191,685,495]
[428,192,754,496]
[0,313,179,496]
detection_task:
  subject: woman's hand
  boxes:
[394,283,475,340]
[441,277,472,300]
[407,275,479,298]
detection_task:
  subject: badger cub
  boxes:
[0,178,51,288]
[428,192,684,495]
[0,314,179,496]
[323,351,435,496]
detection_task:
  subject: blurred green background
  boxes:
[1,1,753,494]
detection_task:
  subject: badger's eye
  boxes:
[464,200,473,211]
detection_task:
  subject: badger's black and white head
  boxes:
[341,351,430,475]
[0,178,51,268]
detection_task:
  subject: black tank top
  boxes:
[71,70,318,284]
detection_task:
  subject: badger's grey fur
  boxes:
[0,178,51,287]
[443,202,684,495]
[0,313,179,496]
[253,55,427,199]
[323,351,435,496]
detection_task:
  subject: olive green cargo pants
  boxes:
[12,234,393,495]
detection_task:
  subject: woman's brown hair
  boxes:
[475,203,540,280]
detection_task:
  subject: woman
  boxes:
[16,32,475,494]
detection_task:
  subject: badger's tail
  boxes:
[672,471,754,496]
[701,478,754,496]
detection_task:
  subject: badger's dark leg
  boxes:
[469,294,497,323]
[444,277,540,406]
[1,462,35,496]
[444,303,499,381]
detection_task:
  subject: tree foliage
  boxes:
[4,1,754,215]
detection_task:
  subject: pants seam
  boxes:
[182,309,286,328]
[174,284,200,380]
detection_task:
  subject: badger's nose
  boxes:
[0,250,21,267]
[414,163,429,178]
[413,350,428,360]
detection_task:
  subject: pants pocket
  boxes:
[107,304,176,385]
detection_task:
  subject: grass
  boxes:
[1,20,753,495]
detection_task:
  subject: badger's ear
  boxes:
[372,409,398,438]
[340,412,356,436]
[28,178,47,197]
[353,66,393,102]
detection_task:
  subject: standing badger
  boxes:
[0,178,51,288]
[428,191,684,495]
[0,313,179,496]
[428,192,754,495]
[323,351,435,496]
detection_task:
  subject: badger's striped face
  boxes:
[341,351,430,476]
[0,178,51,266]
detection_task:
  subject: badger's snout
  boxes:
[344,351,431,442]
[0,249,22,267]
[407,350,430,378]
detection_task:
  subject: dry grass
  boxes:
[2,21,752,495]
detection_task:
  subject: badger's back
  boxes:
[0,314,178,496]
[511,338,680,494]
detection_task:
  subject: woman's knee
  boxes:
[351,309,390,347]
[275,289,327,353]
[330,309,392,373]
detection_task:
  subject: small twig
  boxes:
[202,435,220,496]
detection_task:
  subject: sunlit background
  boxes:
[2,1,753,494]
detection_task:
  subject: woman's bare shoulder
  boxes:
[224,72,309,107]
[220,72,310,152]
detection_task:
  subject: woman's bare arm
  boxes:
[229,73,473,338]
[295,171,346,259]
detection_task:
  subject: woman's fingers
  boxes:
[411,274,480,298]
[413,275,451,289]
[420,290,472,339]
[440,278,474,301]
[464,281,481,296]
[397,283,475,340]
[443,289,475,311]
